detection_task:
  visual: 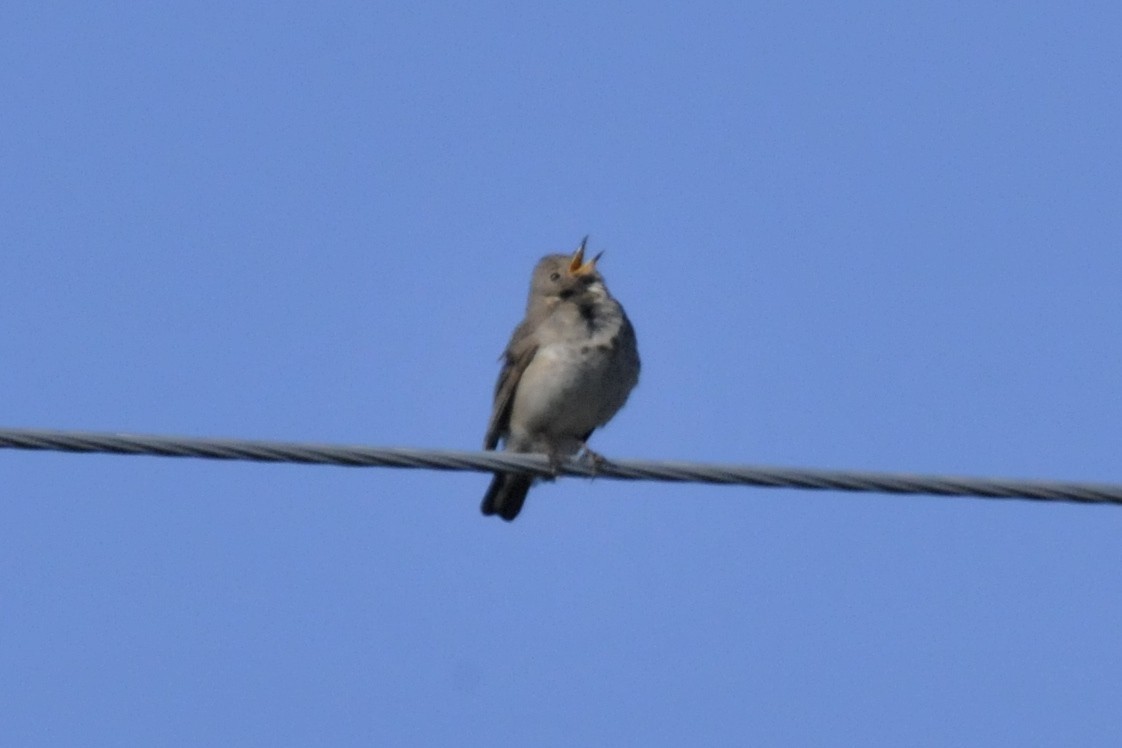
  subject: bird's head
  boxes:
[526,237,607,310]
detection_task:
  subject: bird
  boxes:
[481,237,640,521]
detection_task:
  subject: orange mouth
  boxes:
[569,236,602,276]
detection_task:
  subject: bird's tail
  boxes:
[480,472,533,521]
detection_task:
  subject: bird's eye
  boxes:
[549,272,561,282]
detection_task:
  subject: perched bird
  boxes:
[481,237,640,521]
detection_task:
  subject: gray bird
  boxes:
[481,237,640,521]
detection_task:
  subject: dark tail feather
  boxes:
[481,472,533,521]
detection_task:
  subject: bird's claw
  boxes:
[542,447,607,480]
[544,450,565,480]
[580,447,607,476]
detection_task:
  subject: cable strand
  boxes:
[1,426,1119,506]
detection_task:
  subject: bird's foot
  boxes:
[544,449,566,480]
[579,446,607,475]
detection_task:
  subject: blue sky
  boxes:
[2,2,1121,745]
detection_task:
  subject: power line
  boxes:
[0,426,1119,506]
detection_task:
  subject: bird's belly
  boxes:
[510,342,627,439]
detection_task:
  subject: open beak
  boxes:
[568,236,603,276]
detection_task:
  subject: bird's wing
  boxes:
[484,321,539,450]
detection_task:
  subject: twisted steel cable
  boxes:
[1,426,1120,506]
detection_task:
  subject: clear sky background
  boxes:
[2,2,1120,745]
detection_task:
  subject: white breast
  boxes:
[503,291,638,455]
[508,345,620,451]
